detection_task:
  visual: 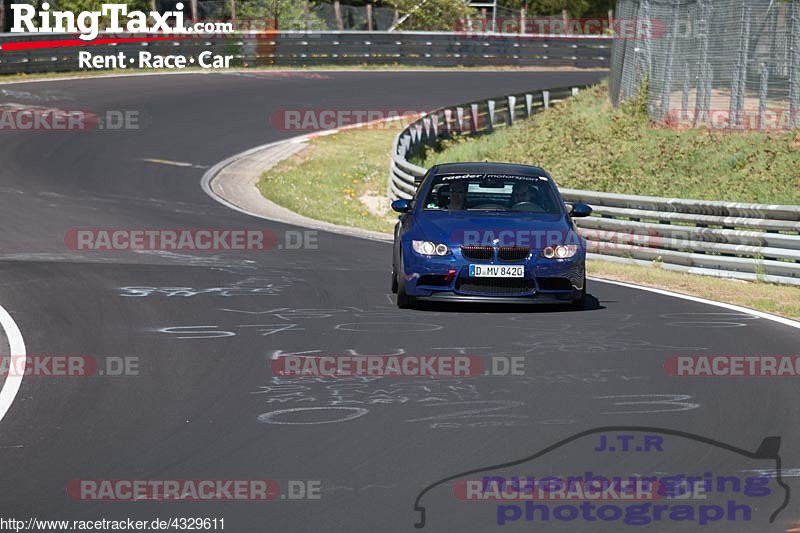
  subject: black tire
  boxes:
[391,268,398,294]
[395,257,415,309]
[571,276,587,310]
[396,280,414,309]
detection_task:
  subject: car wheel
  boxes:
[571,276,587,310]
[397,283,414,309]
[391,267,398,294]
[396,261,415,309]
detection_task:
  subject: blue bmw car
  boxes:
[391,162,592,309]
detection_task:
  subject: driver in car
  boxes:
[511,182,535,209]
[448,181,468,210]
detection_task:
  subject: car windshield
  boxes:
[422,173,563,213]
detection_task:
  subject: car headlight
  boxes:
[542,245,578,259]
[412,240,450,256]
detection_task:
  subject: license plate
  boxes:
[469,265,524,278]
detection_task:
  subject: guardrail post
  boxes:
[470,103,479,133]
[456,107,465,133]
[487,100,495,132]
[422,117,432,146]
[411,122,422,149]
[571,87,579,96]
[525,94,534,117]
[507,96,516,126]
[543,90,550,109]
[430,113,439,140]
[401,134,411,152]
[443,109,452,137]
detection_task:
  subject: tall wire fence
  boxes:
[610,0,800,130]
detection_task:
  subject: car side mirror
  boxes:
[391,199,411,213]
[569,202,592,217]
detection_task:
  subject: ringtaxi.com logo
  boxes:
[64,229,317,251]
[66,479,321,501]
[0,355,138,377]
[10,3,234,41]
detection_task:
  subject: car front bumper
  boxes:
[401,248,585,302]
[414,291,578,305]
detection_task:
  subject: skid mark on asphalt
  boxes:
[141,158,208,169]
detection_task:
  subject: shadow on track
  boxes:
[409,294,604,313]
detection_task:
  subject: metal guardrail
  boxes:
[0,31,611,74]
[387,86,800,286]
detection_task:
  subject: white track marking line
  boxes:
[0,303,26,424]
[588,276,800,330]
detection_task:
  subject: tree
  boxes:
[487,0,615,18]
[1,0,7,33]
[383,0,477,31]
[231,0,323,30]
[53,0,152,14]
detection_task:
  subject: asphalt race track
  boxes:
[0,70,798,532]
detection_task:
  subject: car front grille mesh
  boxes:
[460,245,531,261]
[455,277,535,295]
[460,245,494,261]
[498,246,531,261]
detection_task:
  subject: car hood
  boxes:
[414,211,574,247]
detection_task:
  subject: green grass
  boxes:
[589,259,800,319]
[257,128,398,234]
[413,84,800,205]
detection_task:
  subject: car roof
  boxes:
[430,162,548,177]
